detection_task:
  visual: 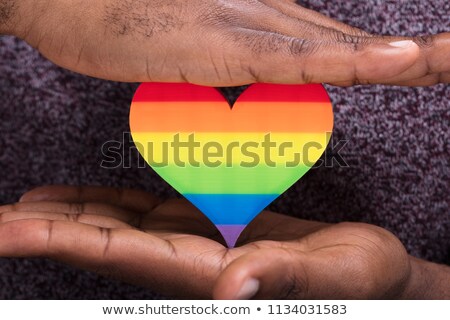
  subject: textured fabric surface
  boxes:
[0,0,449,299]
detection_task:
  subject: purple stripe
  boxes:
[216,225,247,248]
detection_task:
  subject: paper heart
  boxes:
[130,83,333,247]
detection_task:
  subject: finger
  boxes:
[331,70,450,87]
[382,34,450,85]
[1,197,226,245]
[214,223,410,299]
[7,197,220,235]
[141,198,221,238]
[238,1,354,41]
[333,72,449,87]
[260,0,371,37]
[214,247,368,300]
[238,210,328,244]
[20,185,161,213]
[199,0,340,41]
[3,196,223,239]
[0,219,217,298]
[257,1,450,85]
[0,211,131,229]
[0,201,139,224]
[0,219,161,260]
[229,28,419,85]
[214,248,310,299]
[392,72,450,86]
[329,34,450,86]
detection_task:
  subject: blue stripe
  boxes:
[184,194,279,225]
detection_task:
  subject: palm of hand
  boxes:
[0,186,410,299]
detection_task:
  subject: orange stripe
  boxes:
[130,102,333,132]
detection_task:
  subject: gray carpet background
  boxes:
[0,0,449,299]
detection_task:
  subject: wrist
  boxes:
[400,256,450,299]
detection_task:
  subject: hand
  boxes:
[2,0,449,86]
[3,185,448,299]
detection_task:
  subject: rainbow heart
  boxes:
[130,83,333,247]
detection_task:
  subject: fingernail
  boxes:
[235,278,259,300]
[388,40,414,49]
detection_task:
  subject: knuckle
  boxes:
[0,211,48,228]
[333,31,354,43]
[278,250,309,299]
[244,64,261,83]
[350,28,373,37]
[299,69,313,84]
[287,38,311,56]
[45,220,55,252]
[352,78,371,85]
[257,33,286,54]
[68,202,85,214]
[65,213,80,222]
[279,271,309,299]
[332,31,366,45]
[413,35,434,48]
[196,5,239,27]
[331,31,371,53]
[100,227,113,259]
[0,204,13,214]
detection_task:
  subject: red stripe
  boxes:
[132,83,225,102]
[132,83,331,103]
[237,84,331,103]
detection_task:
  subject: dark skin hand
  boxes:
[0,186,448,299]
[0,0,449,86]
[1,0,448,300]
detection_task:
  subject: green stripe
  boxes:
[151,165,311,194]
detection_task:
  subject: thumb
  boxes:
[233,28,421,85]
[213,248,310,300]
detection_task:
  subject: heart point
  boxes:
[216,225,247,248]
